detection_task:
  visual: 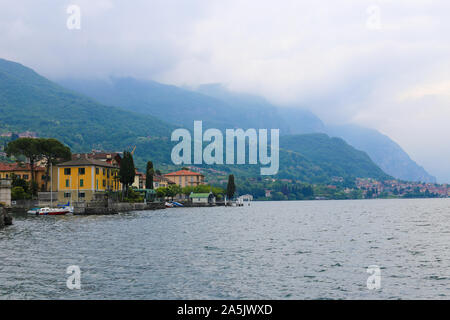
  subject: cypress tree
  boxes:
[146,161,154,189]
[226,174,236,199]
[119,151,135,196]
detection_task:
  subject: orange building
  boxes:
[0,162,49,191]
[164,169,205,188]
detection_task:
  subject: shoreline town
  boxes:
[0,136,448,226]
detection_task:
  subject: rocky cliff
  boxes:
[0,207,13,228]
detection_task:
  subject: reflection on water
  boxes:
[1,199,450,299]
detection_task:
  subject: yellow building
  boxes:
[0,162,50,191]
[164,169,205,188]
[56,159,120,202]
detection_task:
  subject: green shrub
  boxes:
[11,186,31,200]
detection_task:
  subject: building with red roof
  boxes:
[164,169,205,187]
[0,162,48,191]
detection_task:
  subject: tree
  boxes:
[226,174,236,200]
[166,184,182,201]
[11,173,29,194]
[182,185,195,196]
[6,138,42,195]
[145,161,154,189]
[11,186,30,200]
[119,151,135,197]
[156,187,167,200]
[40,138,71,191]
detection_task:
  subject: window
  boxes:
[64,192,71,198]
[96,179,99,190]
[103,180,106,187]
[103,168,106,175]
[79,179,84,187]
[64,168,71,175]
[96,168,99,175]
[5,174,8,179]
[65,179,70,187]
[78,192,85,198]
[78,168,85,175]
[107,169,110,178]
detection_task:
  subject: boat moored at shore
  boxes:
[28,207,71,216]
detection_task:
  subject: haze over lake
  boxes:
[1,199,449,299]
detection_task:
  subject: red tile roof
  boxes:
[153,174,170,182]
[57,159,116,168]
[0,162,45,171]
[164,169,203,177]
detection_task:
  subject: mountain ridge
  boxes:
[0,58,393,184]
[57,76,435,183]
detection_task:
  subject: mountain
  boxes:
[180,133,390,184]
[325,125,436,183]
[58,78,325,134]
[196,83,326,134]
[0,58,174,166]
[58,77,434,182]
[0,58,390,184]
[58,77,252,130]
[198,85,435,182]
[279,134,390,182]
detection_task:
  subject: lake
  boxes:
[1,199,450,299]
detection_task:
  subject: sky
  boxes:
[0,0,449,182]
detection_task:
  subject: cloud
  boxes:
[0,0,449,181]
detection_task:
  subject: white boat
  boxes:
[165,202,174,208]
[27,207,41,215]
[28,205,73,215]
[31,207,70,216]
[58,205,74,214]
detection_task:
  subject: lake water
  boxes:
[1,199,450,299]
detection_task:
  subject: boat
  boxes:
[57,204,74,214]
[63,206,74,214]
[171,201,184,207]
[27,203,74,215]
[165,202,174,208]
[35,207,70,216]
[27,207,41,215]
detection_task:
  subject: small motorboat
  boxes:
[35,207,70,216]
[171,201,184,207]
[165,202,174,208]
[27,207,41,215]
[57,204,74,214]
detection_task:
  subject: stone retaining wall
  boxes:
[0,207,13,229]
[74,202,165,215]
